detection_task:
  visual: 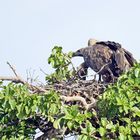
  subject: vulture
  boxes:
[77,62,88,80]
[73,39,136,82]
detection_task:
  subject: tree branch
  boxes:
[7,61,20,78]
[0,76,25,84]
[61,95,97,110]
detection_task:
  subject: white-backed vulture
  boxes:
[73,39,136,82]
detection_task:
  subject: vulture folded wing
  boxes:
[96,41,121,51]
[114,49,127,72]
[88,45,113,72]
[96,41,136,67]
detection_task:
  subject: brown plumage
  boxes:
[73,44,115,82]
[73,39,136,82]
[96,41,136,73]
[77,62,88,80]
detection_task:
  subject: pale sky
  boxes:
[0,0,140,83]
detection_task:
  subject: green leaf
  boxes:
[68,51,73,58]
[98,127,106,137]
[64,114,73,120]
[101,117,108,127]
[78,135,88,140]
[132,126,137,133]
[123,106,129,114]
[53,119,61,129]
[106,123,114,130]
[31,105,36,112]
[25,106,30,115]
[137,127,140,135]
[134,68,139,78]
[121,118,131,124]
[9,99,16,110]
[132,107,140,117]
[67,121,73,130]
[16,104,25,119]
[116,97,123,105]
[119,133,126,140]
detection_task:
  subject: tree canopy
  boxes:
[0,46,140,140]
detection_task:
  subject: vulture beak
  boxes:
[72,50,83,57]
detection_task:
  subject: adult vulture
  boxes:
[73,39,136,82]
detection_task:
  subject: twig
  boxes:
[7,62,19,77]
[40,68,47,75]
[0,75,46,93]
[0,62,46,93]
[95,61,112,76]
[83,92,96,102]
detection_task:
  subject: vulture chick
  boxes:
[77,62,88,80]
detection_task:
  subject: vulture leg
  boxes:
[98,74,102,82]
[108,68,115,83]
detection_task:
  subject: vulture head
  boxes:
[88,39,98,46]
[72,47,89,57]
[72,49,83,57]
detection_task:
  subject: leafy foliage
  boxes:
[46,46,74,84]
[0,46,140,140]
[0,83,61,139]
[98,63,140,139]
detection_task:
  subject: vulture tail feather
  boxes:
[123,48,136,66]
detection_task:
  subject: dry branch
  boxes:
[61,95,97,110]
[0,76,25,84]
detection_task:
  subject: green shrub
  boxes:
[97,63,140,139]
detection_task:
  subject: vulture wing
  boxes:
[123,48,136,66]
[84,45,113,72]
[96,41,136,67]
[96,41,121,51]
[96,41,133,72]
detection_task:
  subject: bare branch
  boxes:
[83,92,96,103]
[7,62,19,77]
[96,61,112,75]
[40,68,47,75]
[61,95,97,110]
[0,76,25,84]
[0,76,46,93]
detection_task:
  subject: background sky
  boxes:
[0,0,140,83]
